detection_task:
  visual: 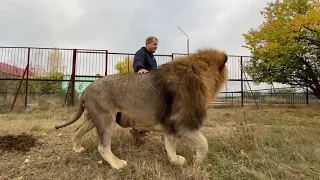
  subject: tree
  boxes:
[27,48,65,95]
[115,56,134,74]
[242,0,320,99]
[47,48,65,74]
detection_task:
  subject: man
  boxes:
[133,36,158,73]
[129,36,158,139]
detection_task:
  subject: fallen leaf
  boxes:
[20,164,26,169]
[240,150,245,156]
[118,169,124,173]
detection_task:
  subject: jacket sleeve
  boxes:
[133,50,146,72]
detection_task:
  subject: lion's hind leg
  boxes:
[72,111,95,153]
[164,134,186,165]
[94,111,127,170]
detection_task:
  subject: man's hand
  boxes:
[138,69,149,73]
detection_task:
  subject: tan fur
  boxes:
[153,48,228,134]
[54,48,229,170]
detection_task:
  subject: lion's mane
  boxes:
[151,48,229,134]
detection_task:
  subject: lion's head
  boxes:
[152,48,229,134]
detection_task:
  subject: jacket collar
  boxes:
[141,47,154,57]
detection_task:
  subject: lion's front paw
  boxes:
[170,155,186,165]
[111,159,128,170]
[73,147,85,153]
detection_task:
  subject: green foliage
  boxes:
[23,49,66,96]
[115,56,134,74]
[27,71,64,94]
[242,0,320,98]
[26,48,65,95]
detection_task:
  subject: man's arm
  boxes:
[133,50,146,72]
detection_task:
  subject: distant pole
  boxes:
[177,26,189,54]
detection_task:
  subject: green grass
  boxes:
[0,106,320,180]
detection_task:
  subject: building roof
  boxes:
[0,62,35,76]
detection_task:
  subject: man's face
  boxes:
[146,39,158,53]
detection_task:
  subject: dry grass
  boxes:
[1,105,320,180]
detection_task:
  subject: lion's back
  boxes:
[98,73,157,95]
[83,73,160,115]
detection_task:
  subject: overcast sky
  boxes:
[0,0,269,56]
[1,0,283,92]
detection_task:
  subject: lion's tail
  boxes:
[55,96,85,129]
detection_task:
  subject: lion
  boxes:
[54,48,229,170]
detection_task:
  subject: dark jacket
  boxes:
[133,47,157,72]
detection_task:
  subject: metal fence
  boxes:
[0,46,318,112]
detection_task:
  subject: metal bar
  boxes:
[127,55,130,73]
[177,26,189,54]
[0,46,251,57]
[105,50,108,75]
[75,75,103,78]
[24,48,30,107]
[243,71,259,109]
[107,52,172,57]
[172,53,188,56]
[0,78,250,83]
[10,65,28,111]
[0,77,100,81]
[77,51,108,54]
[187,38,189,54]
[0,46,108,51]
[306,85,309,105]
[70,49,77,106]
[240,56,244,108]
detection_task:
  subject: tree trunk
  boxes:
[314,86,320,100]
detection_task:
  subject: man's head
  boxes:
[145,36,158,53]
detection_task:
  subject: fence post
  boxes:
[10,65,28,111]
[127,55,130,73]
[25,48,30,107]
[105,50,108,76]
[306,85,309,105]
[240,56,244,108]
[70,49,77,106]
[232,92,234,106]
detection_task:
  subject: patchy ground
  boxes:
[0,105,320,180]
[0,133,39,154]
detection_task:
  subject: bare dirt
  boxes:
[0,133,39,154]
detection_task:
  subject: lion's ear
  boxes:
[222,53,228,65]
[218,53,228,70]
